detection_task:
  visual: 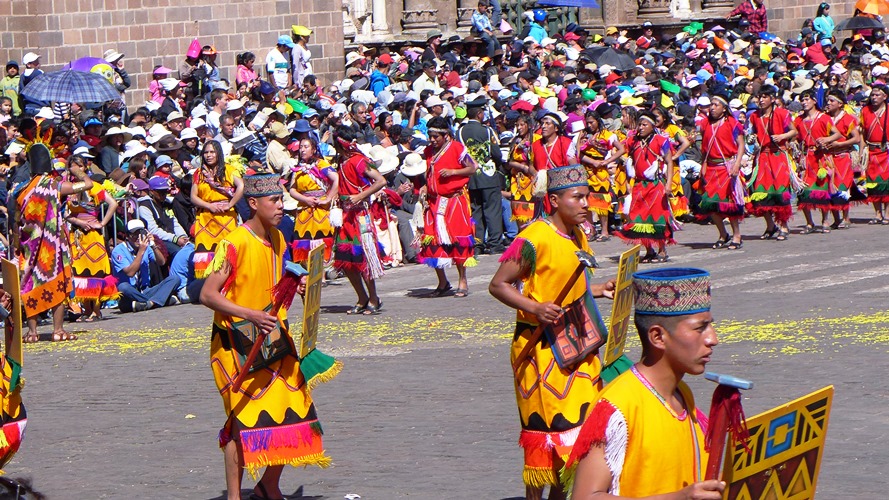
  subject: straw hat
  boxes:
[368,145,399,175]
[400,153,426,177]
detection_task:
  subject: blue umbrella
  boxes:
[20,69,120,104]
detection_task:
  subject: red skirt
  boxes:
[798,151,832,212]
[418,191,476,268]
[698,162,745,220]
[615,179,674,247]
[747,150,793,224]
[866,149,889,203]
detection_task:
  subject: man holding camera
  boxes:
[111,220,181,312]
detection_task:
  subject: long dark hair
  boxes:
[816,3,830,18]
[201,140,225,183]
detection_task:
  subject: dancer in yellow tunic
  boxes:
[67,156,120,321]
[289,137,338,262]
[0,288,26,473]
[506,114,539,227]
[564,268,722,499]
[191,140,244,279]
[490,165,615,500]
[201,174,338,500]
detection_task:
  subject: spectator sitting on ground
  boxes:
[111,219,181,312]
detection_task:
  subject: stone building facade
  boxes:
[347,0,858,45]
[0,0,345,108]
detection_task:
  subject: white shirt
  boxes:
[265,49,290,89]
[292,44,312,86]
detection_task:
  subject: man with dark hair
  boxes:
[201,173,338,500]
[458,99,504,254]
[472,1,498,59]
[349,101,379,145]
[565,267,722,499]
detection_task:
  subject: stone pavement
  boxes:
[7,206,889,498]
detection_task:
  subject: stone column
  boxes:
[372,0,389,32]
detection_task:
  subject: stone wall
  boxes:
[765,0,854,39]
[0,0,344,108]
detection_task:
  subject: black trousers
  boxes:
[469,187,504,249]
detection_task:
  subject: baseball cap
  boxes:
[127,219,146,232]
[277,35,295,48]
[22,52,39,65]
[130,179,150,191]
[148,176,170,191]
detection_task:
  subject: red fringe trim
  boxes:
[797,203,830,212]
[222,241,238,292]
[746,205,793,225]
[564,400,617,470]
[333,260,368,274]
[499,237,528,263]
[614,233,676,247]
[866,194,889,204]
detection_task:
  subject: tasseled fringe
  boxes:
[602,410,628,495]
[518,427,581,452]
[499,238,536,274]
[797,203,831,212]
[208,241,237,287]
[511,214,534,223]
[615,232,676,247]
[244,452,332,481]
[461,257,478,268]
[816,167,828,180]
[306,360,343,392]
[240,421,324,454]
[626,222,656,234]
[336,243,364,257]
[360,230,385,280]
[748,192,768,202]
[421,235,435,246]
[333,260,367,274]
[804,189,832,201]
[419,257,454,269]
[523,466,559,488]
[300,348,343,391]
[715,202,746,215]
[561,400,617,494]
[867,194,889,203]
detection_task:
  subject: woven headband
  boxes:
[633,267,711,316]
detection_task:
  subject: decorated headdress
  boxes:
[243,174,283,198]
[633,268,711,316]
[546,164,588,193]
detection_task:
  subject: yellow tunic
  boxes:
[0,354,25,471]
[291,160,335,262]
[563,366,708,495]
[68,185,118,301]
[509,133,540,224]
[194,164,241,278]
[209,225,330,478]
[501,219,606,487]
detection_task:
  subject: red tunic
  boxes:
[793,112,834,211]
[859,105,889,202]
[532,135,573,213]
[698,115,745,218]
[418,140,475,267]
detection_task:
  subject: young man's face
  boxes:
[661,311,718,376]
[249,194,284,226]
[549,186,590,225]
